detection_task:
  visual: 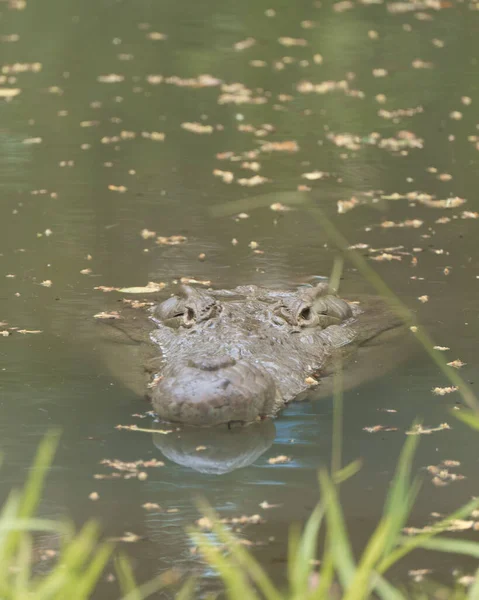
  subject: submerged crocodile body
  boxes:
[100,282,406,427]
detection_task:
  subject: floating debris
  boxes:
[117,282,166,294]
[260,140,299,152]
[196,513,264,532]
[0,88,21,98]
[426,461,465,487]
[93,311,121,320]
[234,38,256,51]
[268,455,291,465]
[432,386,458,395]
[302,170,328,181]
[181,122,214,134]
[146,32,167,41]
[259,501,282,509]
[338,197,360,213]
[156,235,187,245]
[447,359,466,369]
[270,202,291,212]
[107,532,143,543]
[278,37,307,47]
[363,425,398,433]
[142,503,162,511]
[179,277,211,286]
[140,229,156,239]
[237,175,269,187]
[406,423,451,436]
[141,131,165,141]
[213,169,234,183]
[97,74,124,83]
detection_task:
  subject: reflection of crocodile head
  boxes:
[152,419,276,474]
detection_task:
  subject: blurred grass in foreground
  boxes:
[190,432,479,600]
[0,431,176,600]
[4,431,479,599]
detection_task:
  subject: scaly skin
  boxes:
[142,283,404,426]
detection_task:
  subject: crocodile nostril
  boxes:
[188,356,236,371]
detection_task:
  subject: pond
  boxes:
[1,0,479,596]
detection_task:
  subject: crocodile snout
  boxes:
[151,358,277,426]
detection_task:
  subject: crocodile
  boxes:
[99,281,407,427]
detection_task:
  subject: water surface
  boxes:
[1,0,479,596]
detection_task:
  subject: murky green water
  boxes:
[1,0,479,596]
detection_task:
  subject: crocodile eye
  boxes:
[299,307,312,321]
[186,307,196,322]
[154,296,185,323]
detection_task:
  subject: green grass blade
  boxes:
[19,431,61,521]
[174,578,197,600]
[330,253,345,479]
[218,543,280,600]
[119,571,181,600]
[454,410,479,432]
[0,518,70,535]
[190,531,260,600]
[32,522,103,599]
[380,432,421,559]
[382,429,419,519]
[193,502,280,600]
[74,543,113,599]
[31,567,70,599]
[1,431,61,564]
[116,553,141,600]
[309,546,334,599]
[342,516,413,600]
[0,493,23,595]
[289,503,324,595]
[400,536,479,558]
[343,521,394,599]
[341,433,419,599]
[467,567,479,599]
[287,522,301,593]
[56,521,100,571]
[374,574,408,600]
[211,530,279,600]
[319,469,356,587]
[333,459,362,485]
[331,360,343,478]
[12,533,32,598]
[0,491,21,553]
[329,255,344,294]
[378,496,479,574]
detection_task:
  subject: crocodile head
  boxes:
[149,282,366,426]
